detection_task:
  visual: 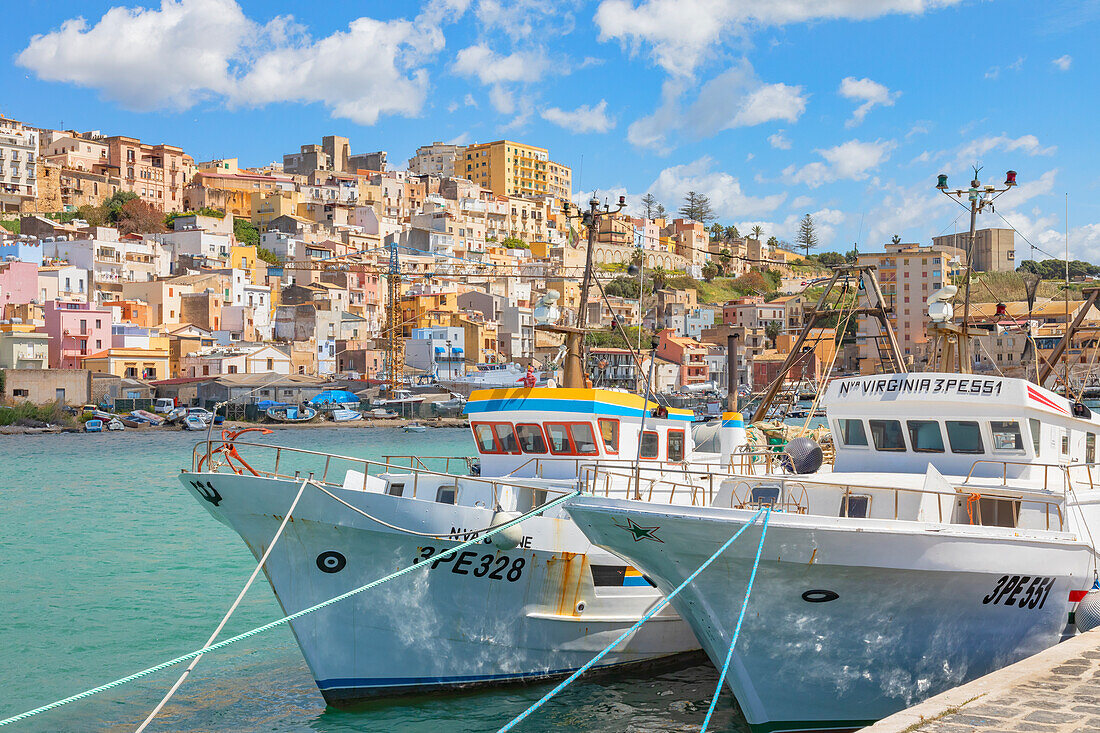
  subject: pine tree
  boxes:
[678,191,715,223]
[655,203,667,220]
[796,214,818,257]
[640,193,660,219]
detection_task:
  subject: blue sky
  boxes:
[3,0,1098,258]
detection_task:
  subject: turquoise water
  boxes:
[0,428,745,732]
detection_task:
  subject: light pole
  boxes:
[563,195,627,333]
[935,167,1017,372]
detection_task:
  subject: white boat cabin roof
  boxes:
[824,372,1100,480]
[464,387,699,478]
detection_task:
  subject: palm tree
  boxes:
[650,266,668,291]
[751,225,764,240]
[725,225,739,241]
[709,222,725,241]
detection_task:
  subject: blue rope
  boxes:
[701,507,771,732]
[0,490,579,728]
[497,507,766,733]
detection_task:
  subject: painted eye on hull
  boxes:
[801,589,839,603]
[316,551,347,574]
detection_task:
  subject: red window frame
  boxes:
[515,422,548,454]
[545,421,602,456]
[598,418,620,454]
[667,429,686,462]
[471,421,521,454]
[640,430,660,460]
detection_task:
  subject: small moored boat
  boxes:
[266,405,318,423]
[83,419,103,433]
[182,415,207,431]
[330,408,362,422]
[403,422,427,433]
[105,418,125,431]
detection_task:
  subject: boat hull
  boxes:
[565,498,1092,733]
[179,472,700,701]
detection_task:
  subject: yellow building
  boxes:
[251,190,304,231]
[456,140,571,200]
[229,244,264,284]
[450,311,499,364]
[81,344,171,381]
[399,292,458,336]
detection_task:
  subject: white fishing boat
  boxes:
[330,408,363,422]
[180,386,720,702]
[403,422,427,433]
[438,362,546,391]
[565,373,1100,732]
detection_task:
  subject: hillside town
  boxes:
[0,115,1093,417]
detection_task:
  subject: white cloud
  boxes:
[17,0,467,124]
[541,100,615,133]
[595,0,964,77]
[838,76,899,127]
[1052,54,1072,71]
[475,0,575,38]
[954,134,1056,166]
[985,56,1025,81]
[785,139,896,187]
[768,131,792,150]
[736,208,846,249]
[627,62,806,152]
[488,85,516,114]
[648,156,787,218]
[452,43,547,84]
[463,93,478,108]
[790,195,813,209]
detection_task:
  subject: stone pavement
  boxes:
[861,630,1100,733]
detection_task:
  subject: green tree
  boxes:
[256,247,280,265]
[725,225,740,241]
[233,217,260,246]
[103,191,139,223]
[766,236,779,249]
[650,265,668,290]
[817,251,846,267]
[708,222,725,241]
[891,234,902,246]
[502,236,529,249]
[764,320,783,349]
[751,225,764,240]
[796,214,818,257]
[702,262,720,282]
[640,193,660,219]
[655,203,667,220]
[678,190,715,223]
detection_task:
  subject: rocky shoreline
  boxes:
[0,417,470,436]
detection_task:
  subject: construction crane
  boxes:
[384,240,403,392]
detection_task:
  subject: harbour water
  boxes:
[0,428,745,732]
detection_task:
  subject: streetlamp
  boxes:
[935,167,1016,371]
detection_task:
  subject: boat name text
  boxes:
[415,546,526,582]
[838,377,1003,398]
[982,575,1055,609]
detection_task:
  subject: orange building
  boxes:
[656,328,710,387]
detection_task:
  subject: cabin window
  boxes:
[869,420,906,451]
[907,420,945,453]
[473,423,497,453]
[386,482,404,497]
[546,423,572,454]
[1088,434,1097,464]
[516,423,547,454]
[569,423,600,455]
[990,421,1025,451]
[750,485,781,506]
[436,485,457,504]
[1062,430,1070,455]
[598,418,619,454]
[492,423,521,454]
[667,430,685,462]
[837,419,868,447]
[1030,418,1042,456]
[946,421,984,454]
[640,431,660,459]
[839,494,871,518]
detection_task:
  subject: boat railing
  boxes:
[578,463,1066,530]
[381,455,475,474]
[963,460,1100,494]
[190,440,574,508]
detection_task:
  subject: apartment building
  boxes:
[856,245,955,370]
[408,142,466,177]
[103,136,194,212]
[456,140,572,200]
[656,328,710,387]
[43,300,114,369]
[0,118,39,212]
[931,228,1014,272]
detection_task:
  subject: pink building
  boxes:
[0,261,38,308]
[656,328,710,387]
[43,301,113,369]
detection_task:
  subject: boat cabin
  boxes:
[464,387,697,479]
[826,373,1100,482]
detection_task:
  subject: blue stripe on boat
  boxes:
[465,398,694,421]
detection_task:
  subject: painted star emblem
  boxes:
[618,517,664,543]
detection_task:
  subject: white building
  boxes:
[406,326,466,379]
[407,142,465,177]
[0,119,39,212]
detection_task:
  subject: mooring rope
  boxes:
[700,506,771,732]
[497,506,768,733]
[134,475,311,732]
[0,489,579,728]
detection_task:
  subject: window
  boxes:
[546,423,572,454]
[435,485,457,504]
[13,389,29,397]
[946,421,984,454]
[668,430,685,462]
[598,418,619,454]
[1088,434,1096,464]
[202,365,209,376]
[990,421,1024,451]
[493,423,520,454]
[1062,430,1070,455]
[839,494,871,518]
[473,424,498,452]
[907,421,945,452]
[640,431,659,459]
[837,419,868,446]
[266,358,274,370]
[516,424,547,453]
[228,365,238,374]
[869,420,906,451]
[1030,418,1041,455]
[569,423,599,455]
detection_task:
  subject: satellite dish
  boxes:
[533,289,562,326]
[928,301,954,323]
[927,285,958,304]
